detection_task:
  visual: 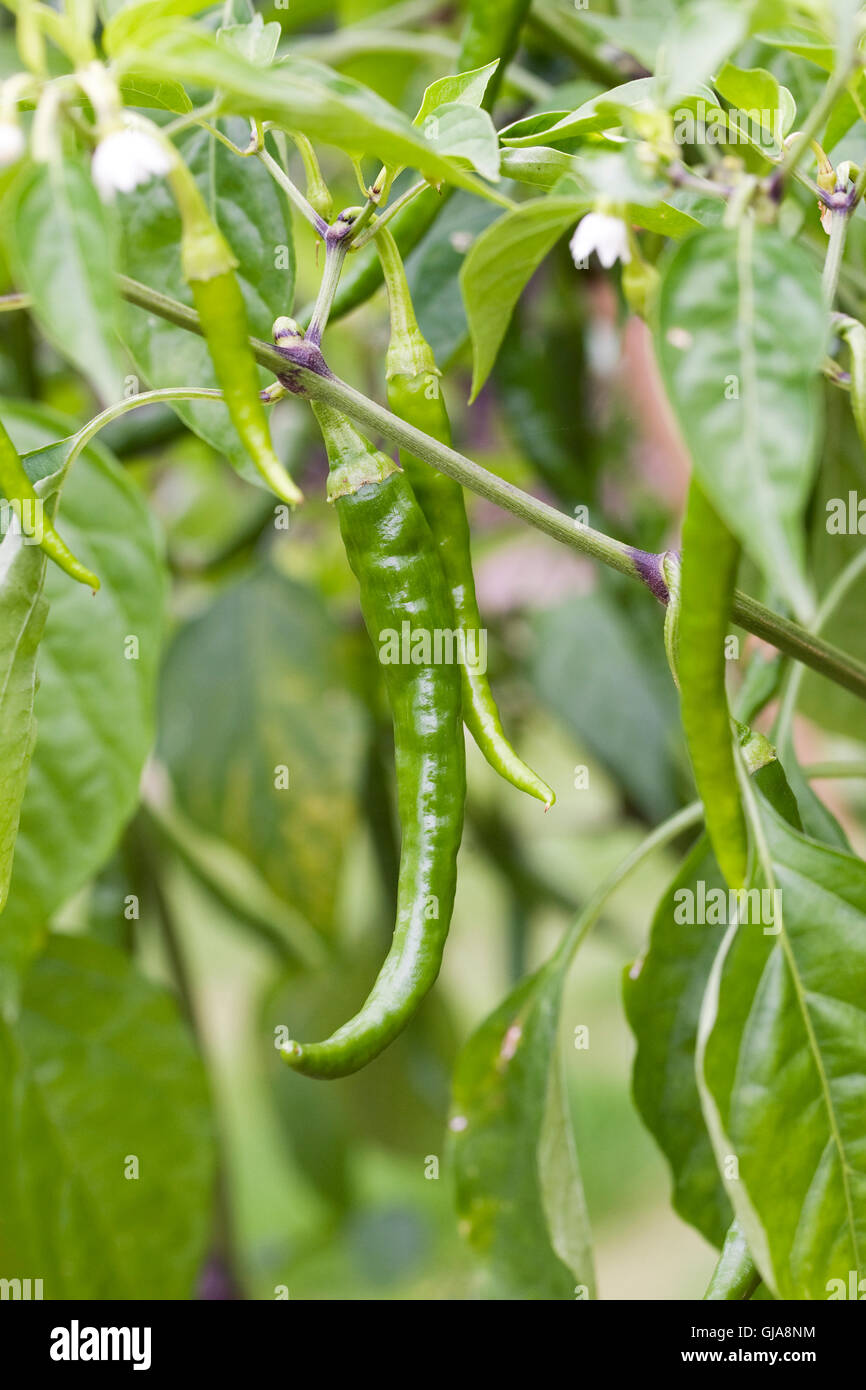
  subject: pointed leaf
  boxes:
[655,223,825,622]
[0,935,215,1298]
[698,797,866,1298]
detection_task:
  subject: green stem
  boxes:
[351,179,429,252]
[526,8,631,87]
[0,292,31,312]
[822,210,850,309]
[115,273,866,705]
[805,761,866,779]
[256,147,329,237]
[306,233,351,346]
[64,386,224,475]
[552,802,704,973]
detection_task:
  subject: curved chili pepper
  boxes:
[168,159,303,507]
[0,417,99,588]
[677,478,748,887]
[377,227,554,809]
[281,401,465,1079]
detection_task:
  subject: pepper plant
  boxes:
[0,0,865,1303]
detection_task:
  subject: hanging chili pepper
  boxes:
[0,417,99,588]
[281,401,465,1079]
[377,226,554,809]
[168,158,303,506]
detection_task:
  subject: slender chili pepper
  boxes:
[457,0,533,109]
[281,401,466,1079]
[0,417,99,588]
[168,158,303,506]
[377,227,554,809]
[678,478,748,887]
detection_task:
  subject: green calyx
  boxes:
[169,160,237,282]
[377,225,438,380]
[735,720,777,774]
[313,402,399,501]
[661,549,682,688]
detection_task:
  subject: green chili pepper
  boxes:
[377,227,554,809]
[281,402,466,1079]
[0,417,99,588]
[168,160,303,507]
[457,0,532,109]
[677,478,748,888]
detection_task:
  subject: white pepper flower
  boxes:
[91,127,171,200]
[569,212,632,269]
[0,121,25,169]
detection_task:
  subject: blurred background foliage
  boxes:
[2,0,866,1300]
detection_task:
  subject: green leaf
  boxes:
[451,965,595,1299]
[698,795,866,1299]
[413,61,500,125]
[415,102,500,183]
[531,591,682,822]
[462,196,586,399]
[656,0,753,103]
[655,222,825,622]
[0,404,165,989]
[111,32,505,199]
[713,61,795,146]
[677,480,748,887]
[0,466,53,914]
[714,61,780,118]
[217,13,281,65]
[801,385,866,741]
[118,122,295,488]
[753,23,834,73]
[501,151,703,240]
[704,1219,761,1300]
[0,934,215,1298]
[102,0,216,53]
[500,79,720,148]
[2,158,123,401]
[157,568,367,940]
[625,835,733,1248]
[118,72,193,112]
[143,774,328,969]
[264,945,457,1205]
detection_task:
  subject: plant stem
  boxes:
[805,761,866,780]
[351,179,429,251]
[63,386,224,474]
[0,291,32,312]
[256,147,329,238]
[305,230,352,346]
[822,210,850,308]
[115,273,866,705]
[552,801,704,972]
